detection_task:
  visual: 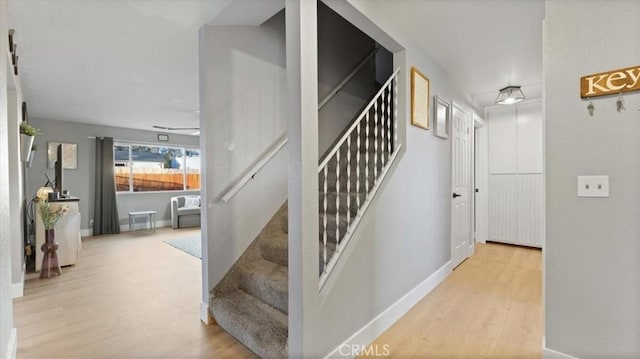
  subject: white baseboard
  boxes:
[200,301,212,325]
[11,265,25,299]
[11,280,23,299]
[121,219,172,233]
[543,337,580,359]
[6,328,16,359]
[324,261,452,359]
[83,220,172,236]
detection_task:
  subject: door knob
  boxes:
[452,193,461,198]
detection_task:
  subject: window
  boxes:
[114,144,200,192]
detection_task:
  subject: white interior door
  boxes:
[451,103,473,269]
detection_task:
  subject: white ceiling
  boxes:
[8,0,543,133]
[373,0,544,110]
[8,0,232,134]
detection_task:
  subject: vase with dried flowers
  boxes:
[38,200,68,279]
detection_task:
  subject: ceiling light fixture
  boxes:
[495,85,525,105]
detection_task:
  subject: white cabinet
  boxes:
[487,100,544,247]
[35,198,81,271]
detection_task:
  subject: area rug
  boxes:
[164,236,201,259]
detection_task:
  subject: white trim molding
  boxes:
[11,281,23,299]
[86,220,173,235]
[11,264,25,298]
[6,328,16,359]
[324,261,452,359]
[200,301,212,325]
[543,337,580,359]
[82,219,172,237]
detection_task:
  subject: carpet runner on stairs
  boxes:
[209,128,390,358]
[210,203,289,359]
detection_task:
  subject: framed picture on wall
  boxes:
[410,67,430,130]
[48,142,78,169]
[434,96,451,139]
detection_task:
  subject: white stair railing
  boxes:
[318,68,401,289]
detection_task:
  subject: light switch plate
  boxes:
[578,175,609,197]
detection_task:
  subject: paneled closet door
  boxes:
[516,101,543,174]
[487,100,543,248]
[488,105,517,174]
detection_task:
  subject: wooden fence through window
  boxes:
[115,168,200,192]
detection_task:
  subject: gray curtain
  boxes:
[93,137,120,235]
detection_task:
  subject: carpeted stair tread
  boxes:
[238,259,288,314]
[210,289,287,359]
[260,233,288,266]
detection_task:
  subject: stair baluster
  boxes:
[365,111,370,193]
[323,166,328,272]
[346,135,351,229]
[374,100,379,181]
[380,90,387,167]
[394,76,398,149]
[356,122,361,211]
[387,84,392,161]
[335,150,340,247]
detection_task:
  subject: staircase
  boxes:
[210,203,289,359]
[208,68,400,358]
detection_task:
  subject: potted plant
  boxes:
[19,121,39,163]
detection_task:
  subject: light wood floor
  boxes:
[14,231,541,358]
[363,242,542,359]
[13,227,256,359]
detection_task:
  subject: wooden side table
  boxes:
[128,211,157,233]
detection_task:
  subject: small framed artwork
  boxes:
[434,96,451,139]
[410,67,430,130]
[157,134,169,142]
[48,142,78,169]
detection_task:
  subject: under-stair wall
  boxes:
[199,10,288,293]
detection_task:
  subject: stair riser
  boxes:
[260,238,288,266]
[210,291,287,359]
[239,266,288,314]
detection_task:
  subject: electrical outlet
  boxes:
[578,175,609,198]
[89,219,94,226]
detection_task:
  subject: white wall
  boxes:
[474,119,489,243]
[7,84,25,294]
[486,100,544,247]
[544,0,640,357]
[199,11,288,296]
[0,0,16,355]
[27,118,199,234]
[288,0,480,355]
[317,2,378,154]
